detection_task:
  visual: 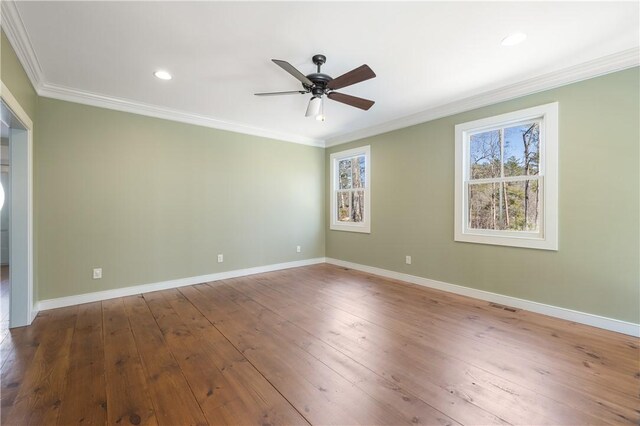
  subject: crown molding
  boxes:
[325,47,640,147]
[0,0,44,89]
[2,0,638,149]
[1,1,324,147]
[38,82,325,147]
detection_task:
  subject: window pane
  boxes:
[337,192,351,222]
[470,130,501,179]
[339,159,352,189]
[469,180,540,231]
[469,182,501,230]
[504,122,539,177]
[351,190,364,222]
[352,155,366,188]
[504,180,540,231]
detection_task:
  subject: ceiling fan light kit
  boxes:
[316,97,325,122]
[255,54,376,121]
[305,96,322,118]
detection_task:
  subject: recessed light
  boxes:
[501,32,527,46]
[154,70,172,80]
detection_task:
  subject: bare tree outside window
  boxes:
[331,145,371,234]
[337,155,365,223]
[338,192,350,221]
[455,103,557,250]
[468,122,540,232]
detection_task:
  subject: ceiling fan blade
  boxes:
[327,92,375,110]
[272,59,313,87]
[255,90,307,96]
[327,64,376,90]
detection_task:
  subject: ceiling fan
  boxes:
[255,54,376,121]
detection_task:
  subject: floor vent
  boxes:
[489,302,518,313]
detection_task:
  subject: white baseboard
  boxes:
[31,304,38,323]
[325,258,640,337]
[35,256,638,337]
[36,257,326,311]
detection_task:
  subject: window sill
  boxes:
[455,232,557,250]
[330,223,371,234]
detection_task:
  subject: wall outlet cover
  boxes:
[92,268,102,279]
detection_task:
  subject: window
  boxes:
[455,103,558,250]
[330,145,371,233]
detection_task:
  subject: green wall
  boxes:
[1,31,37,119]
[3,31,325,302]
[36,98,325,300]
[326,67,640,323]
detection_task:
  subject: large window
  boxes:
[455,103,558,250]
[330,145,371,233]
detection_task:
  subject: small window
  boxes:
[455,103,558,250]
[330,146,371,233]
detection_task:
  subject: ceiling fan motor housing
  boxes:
[306,54,333,95]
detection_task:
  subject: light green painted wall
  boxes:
[3,30,325,303]
[1,31,37,119]
[36,98,325,300]
[326,67,640,323]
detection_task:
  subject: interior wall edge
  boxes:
[325,258,640,337]
[0,1,44,90]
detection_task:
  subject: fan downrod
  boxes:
[312,54,326,70]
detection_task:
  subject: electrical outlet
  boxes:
[217,254,224,263]
[405,256,412,265]
[296,245,301,253]
[93,268,102,279]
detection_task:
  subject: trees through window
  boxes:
[468,121,540,232]
[330,146,370,233]
[455,103,558,250]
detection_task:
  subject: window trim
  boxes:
[330,145,371,233]
[454,103,558,250]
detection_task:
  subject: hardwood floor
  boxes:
[1,264,638,425]
[1,266,9,343]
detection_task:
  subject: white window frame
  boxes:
[454,103,558,250]
[330,145,371,233]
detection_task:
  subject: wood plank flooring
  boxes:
[1,266,9,343]
[1,264,638,425]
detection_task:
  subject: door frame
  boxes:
[0,81,35,327]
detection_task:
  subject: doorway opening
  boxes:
[0,83,34,331]
[1,117,10,338]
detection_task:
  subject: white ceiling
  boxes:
[11,1,640,145]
